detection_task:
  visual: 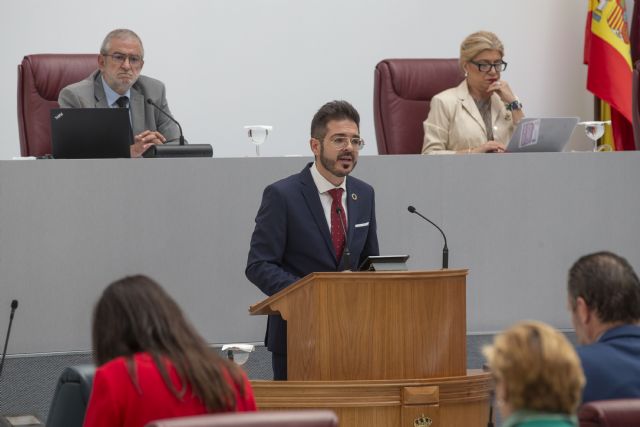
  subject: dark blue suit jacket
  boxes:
[578,324,640,403]
[246,163,379,354]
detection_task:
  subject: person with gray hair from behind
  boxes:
[58,29,180,157]
[567,251,640,403]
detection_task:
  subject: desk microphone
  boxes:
[488,403,494,427]
[142,99,213,158]
[483,363,494,427]
[146,99,185,145]
[0,300,18,382]
[336,207,352,270]
[407,205,448,269]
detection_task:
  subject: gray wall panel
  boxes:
[0,154,637,356]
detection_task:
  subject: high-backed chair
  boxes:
[373,58,464,155]
[578,398,640,427]
[45,365,95,427]
[17,54,98,157]
[146,410,339,427]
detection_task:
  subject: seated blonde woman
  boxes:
[483,321,585,427]
[422,31,524,154]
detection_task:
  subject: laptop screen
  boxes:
[50,108,132,159]
[505,117,579,153]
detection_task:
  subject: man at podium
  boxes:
[246,100,379,380]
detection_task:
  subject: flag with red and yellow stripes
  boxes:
[584,0,635,150]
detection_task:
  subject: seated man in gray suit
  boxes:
[58,29,180,157]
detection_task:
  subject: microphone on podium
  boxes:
[407,205,449,269]
[143,99,213,158]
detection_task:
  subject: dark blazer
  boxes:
[246,163,379,354]
[58,70,180,141]
[578,324,640,403]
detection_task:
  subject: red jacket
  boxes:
[83,353,257,427]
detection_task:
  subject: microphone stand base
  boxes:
[142,144,213,158]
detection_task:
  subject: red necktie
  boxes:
[328,188,346,261]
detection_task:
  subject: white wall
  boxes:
[2,0,593,159]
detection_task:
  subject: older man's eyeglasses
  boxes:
[328,136,365,150]
[470,61,507,73]
[103,53,144,68]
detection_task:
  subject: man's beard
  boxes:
[319,144,357,178]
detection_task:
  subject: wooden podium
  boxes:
[249,270,491,427]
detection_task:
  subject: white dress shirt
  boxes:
[310,162,348,230]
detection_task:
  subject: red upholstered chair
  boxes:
[578,399,640,426]
[17,54,98,157]
[145,410,339,427]
[373,58,464,155]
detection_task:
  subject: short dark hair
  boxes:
[92,275,246,410]
[568,251,640,323]
[310,100,360,140]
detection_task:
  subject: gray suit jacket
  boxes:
[58,70,180,140]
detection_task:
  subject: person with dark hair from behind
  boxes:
[83,275,256,427]
[483,321,585,427]
[567,251,640,403]
[246,100,379,380]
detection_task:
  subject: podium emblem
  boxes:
[414,414,432,427]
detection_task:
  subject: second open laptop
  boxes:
[505,117,579,153]
[50,108,132,159]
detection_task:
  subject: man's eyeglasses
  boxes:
[328,136,365,150]
[103,53,144,68]
[470,61,507,73]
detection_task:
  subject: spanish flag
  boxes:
[584,0,635,150]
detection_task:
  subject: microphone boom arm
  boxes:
[0,300,18,380]
[146,99,185,145]
[408,206,449,269]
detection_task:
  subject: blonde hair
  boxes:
[460,31,504,64]
[483,321,585,415]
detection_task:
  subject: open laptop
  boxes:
[50,108,132,158]
[505,117,579,153]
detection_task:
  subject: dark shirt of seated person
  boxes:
[422,30,525,154]
[567,251,640,403]
[83,275,256,427]
[483,321,585,427]
[58,28,180,158]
